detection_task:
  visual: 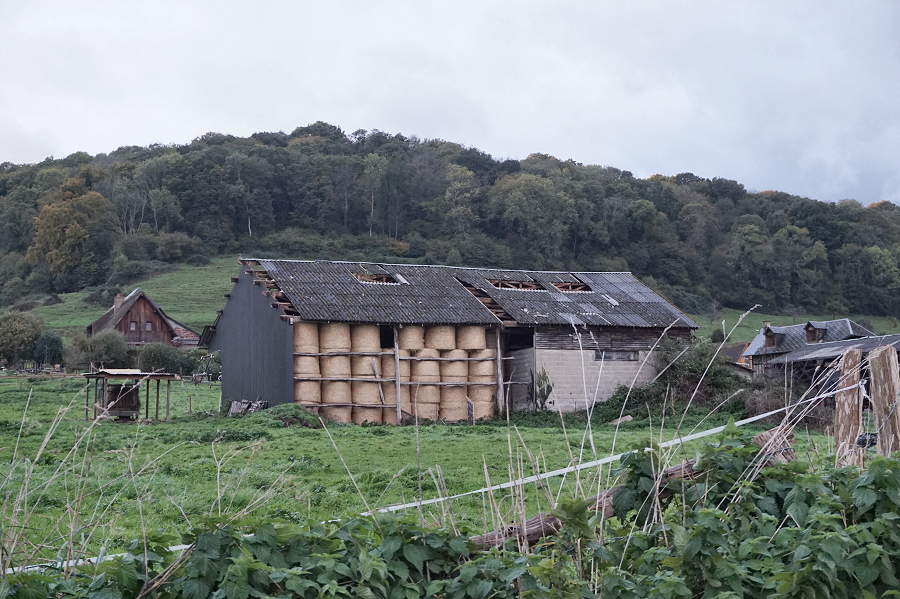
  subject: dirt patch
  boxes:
[279,416,318,429]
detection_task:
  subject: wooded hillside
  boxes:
[2,121,900,317]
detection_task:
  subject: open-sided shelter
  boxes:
[83,369,179,421]
[204,259,698,423]
[86,288,199,348]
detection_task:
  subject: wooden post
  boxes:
[869,346,900,457]
[165,380,171,421]
[189,394,193,413]
[495,330,505,414]
[85,381,90,420]
[95,379,100,419]
[155,379,160,421]
[145,380,150,419]
[834,349,863,466]
[393,327,403,425]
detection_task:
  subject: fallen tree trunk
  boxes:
[470,425,794,547]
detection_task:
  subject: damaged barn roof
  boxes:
[250,259,698,329]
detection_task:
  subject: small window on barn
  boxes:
[145,321,152,331]
[552,281,592,292]
[354,273,400,285]
[594,351,638,361]
[129,321,137,331]
[488,279,542,290]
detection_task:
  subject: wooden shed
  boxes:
[204,259,697,423]
[83,369,180,421]
[86,288,199,348]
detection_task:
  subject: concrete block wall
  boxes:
[507,347,535,411]
[536,349,659,412]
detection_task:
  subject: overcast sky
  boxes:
[2,1,898,204]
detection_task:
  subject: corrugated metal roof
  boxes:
[768,334,900,364]
[253,260,698,329]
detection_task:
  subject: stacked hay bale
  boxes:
[468,346,497,421]
[293,322,320,413]
[439,349,468,421]
[410,348,441,420]
[350,324,382,424]
[381,348,410,424]
[319,323,351,423]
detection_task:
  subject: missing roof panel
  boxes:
[488,279,542,290]
[354,273,400,285]
[552,281,592,292]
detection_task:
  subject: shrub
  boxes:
[68,329,129,369]
[33,330,63,366]
[0,311,43,366]
[138,342,188,374]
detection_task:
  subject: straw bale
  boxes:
[410,399,439,421]
[469,350,497,377]
[320,323,351,351]
[351,324,381,351]
[468,375,496,403]
[456,326,487,350]
[351,355,378,376]
[398,325,425,350]
[411,349,440,382]
[322,380,351,405]
[411,383,440,404]
[440,385,467,411]
[382,407,400,425]
[425,325,456,350]
[321,355,351,377]
[472,400,495,421]
[352,406,383,424]
[440,403,469,422]
[293,356,320,376]
[321,405,351,423]
[381,350,411,378]
[294,380,321,404]
[293,321,319,353]
[439,350,468,381]
[382,382,411,412]
[351,381,382,405]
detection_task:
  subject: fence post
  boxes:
[868,346,900,457]
[834,349,863,466]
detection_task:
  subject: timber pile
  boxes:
[469,426,794,548]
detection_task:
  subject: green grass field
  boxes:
[0,376,828,560]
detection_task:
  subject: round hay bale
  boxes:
[294,380,321,404]
[411,349,440,382]
[410,399,439,421]
[440,385,467,416]
[468,375,495,403]
[440,350,468,381]
[398,325,425,350]
[293,355,320,376]
[456,326,486,350]
[320,405,351,423]
[382,407,400,425]
[485,328,498,350]
[321,355,351,378]
[425,325,456,350]
[472,400,495,421]
[382,382,410,412]
[350,324,380,351]
[352,406,383,425]
[320,323,351,351]
[351,381,382,405]
[381,350,411,379]
[410,383,440,404]
[293,321,319,353]
[351,355,378,376]
[440,402,469,422]
[468,349,497,377]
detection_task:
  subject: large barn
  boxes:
[204,259,698,423]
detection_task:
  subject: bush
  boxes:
[33,330,63,366]
[139,342,198,375]
[0,311,44,366]
[82,284,122,307]
[68,329,129,369]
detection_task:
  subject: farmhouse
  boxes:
[204,259,698,423]
[742,318,873,374]
[86,288,199,348]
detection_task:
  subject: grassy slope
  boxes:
[0,377,826,558]
[31,256,239,336]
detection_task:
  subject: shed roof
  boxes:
[767,334,900,365]
[86,288,199,339]
[83,369,180,380]
[743,318,873,358]
[250,259,698,329]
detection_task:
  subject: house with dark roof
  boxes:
[742,318,873,373]
[204,259,698,423]
[86,288,199,348]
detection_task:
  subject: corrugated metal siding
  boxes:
[253,260,698,329]
[534,326,691,351]
[209,270,293,407]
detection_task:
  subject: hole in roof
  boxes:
[354,273,400,285]
[552,281,592,292]
[488,279,542,290]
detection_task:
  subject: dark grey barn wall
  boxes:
[209,269,293,407]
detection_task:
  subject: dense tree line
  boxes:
[2,121,900,316]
